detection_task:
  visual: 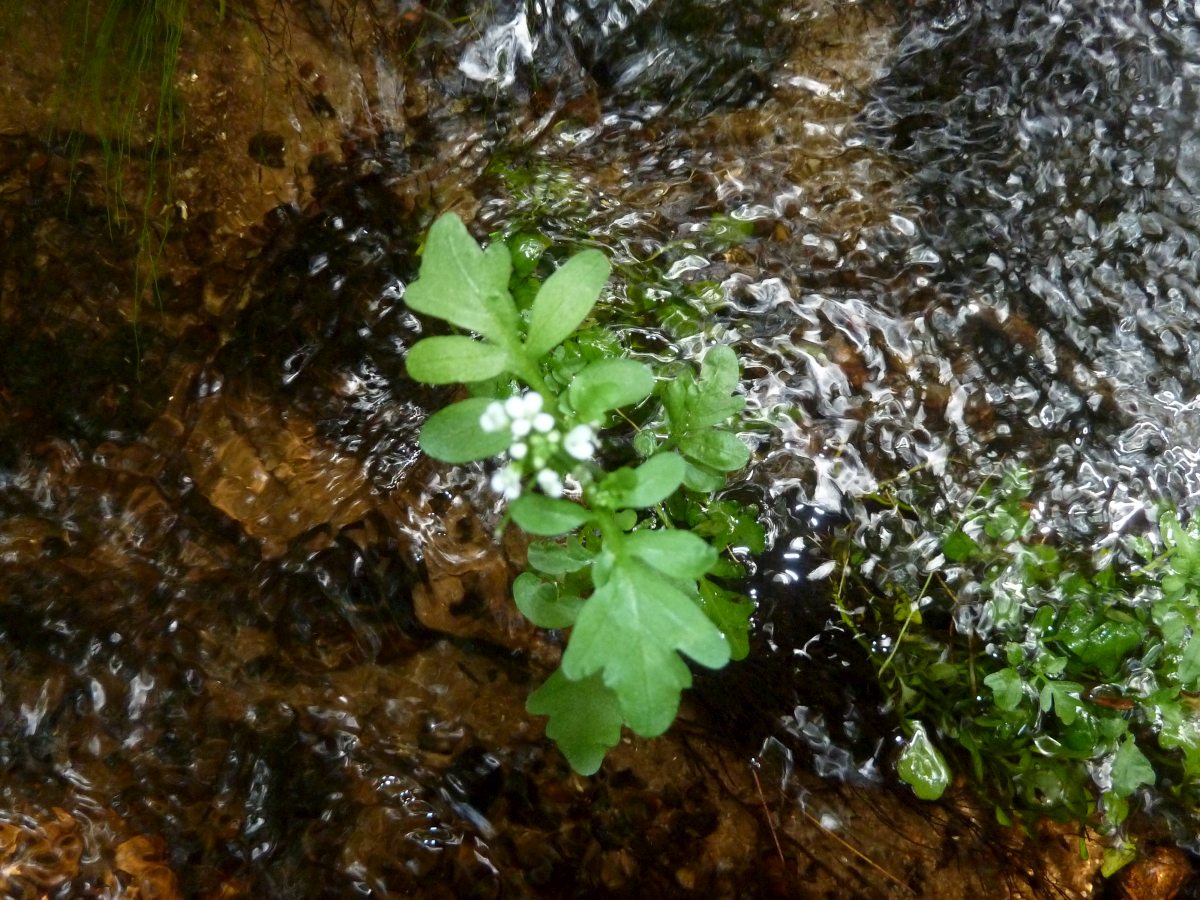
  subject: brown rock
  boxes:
[1115,846,1196,900]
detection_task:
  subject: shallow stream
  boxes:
[1,0,1199,896]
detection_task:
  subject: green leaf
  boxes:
[526,539,593,575]
[1044,681,1084,725]
[525,249,610,357]
[568,358,655,422]
[406,214,518,343]
[897,722,951,800]
[562,556,730,736]
[983,503,1030,541]
[1163,574,1188,600]
[1179,634,1200,688]
[406,336,510,384]
[681,461,725,493]
[1127,534,1156,563]
[1067,617,1143,675]
[983,668,1025,711]
[419,397,513,463]
[1111,736,1155,798]
[1102,791,1129,827]
[683,430,750,472]
[632,429,659,458]
[691,345,745,427]
[598,453,686,509]
[625,529,717,580]
[662,347,745,437]
[508,231,550,279]
[513,573,584,629]
[1101,845,1138,878]
[527,670,624,775]
[696,580,753,661]
[999,466,1032,500]
[942,529,980,562]
[623,452,687,508]
[703,213,755,245]
[510,495,593,536]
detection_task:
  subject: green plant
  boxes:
[403,212,761,774]
[829,466,1200,868]
[61,0,187,217]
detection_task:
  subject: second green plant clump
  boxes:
[403,213,760,774]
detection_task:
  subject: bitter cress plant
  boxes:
[403,213,758,774]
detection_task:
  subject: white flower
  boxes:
[479,401,508,433]
[490,465,522,500]
[506,392,542,418]
[498,391,551,439]
[536,469,564,498]
[563,424,597,461]
[504,395,525,419]
[509,442,528,460]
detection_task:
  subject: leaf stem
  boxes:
[877,570,935,677]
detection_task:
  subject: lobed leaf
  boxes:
[405,213,519,343]
[983,667,1025,711]
[406,335,509,384]
[527,670,624,775]
[942,529,980,563]
[691,345,745,426]
[664,346,745,433]
[525,249,610,357]
[419,397,513,463]
[562,556,729,736]
[1042,681,1084,725]
[513,573,584,629]
[696,579,754,661]
[1067,617,1143,675]
[1111,737,1155,798]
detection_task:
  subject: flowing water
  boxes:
[1,0,1200,896]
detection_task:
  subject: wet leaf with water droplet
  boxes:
[897,723,950,801]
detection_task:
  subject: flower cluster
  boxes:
[480,391,597,501]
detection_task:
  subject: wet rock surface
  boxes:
[1,0,1199,897]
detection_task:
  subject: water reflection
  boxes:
[1,0,1199,893]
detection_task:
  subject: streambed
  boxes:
[0,0,1198,896]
